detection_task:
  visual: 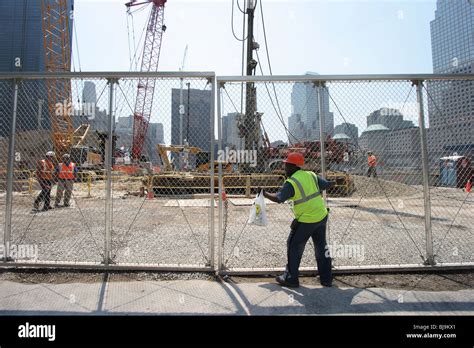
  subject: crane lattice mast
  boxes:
[41,0,74,156]
[126,0,167,160]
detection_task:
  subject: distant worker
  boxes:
[33,151,56,212]
[261,152,333,288]
[367,151,377,178]
[458,157,472,190]
[55,153,77,208]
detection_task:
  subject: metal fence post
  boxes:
[217,82,224,273]
[317,81,330,245]
[3,79,19,261]
[317,82,327,179]
[414,80,435,266]
[104,78,117,265]
[209,76,216,270]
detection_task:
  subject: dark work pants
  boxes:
[34,179,52,209]
[284,215,332,285]
[367,167,377,178]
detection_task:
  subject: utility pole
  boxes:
[186,82,191,144]
[179,44,188,146]
[239,0,261,171]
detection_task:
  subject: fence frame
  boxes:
[0,71,216,272]
[215,73,474,275]
[0,72,473,273]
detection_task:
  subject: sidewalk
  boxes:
[1,274,473,315]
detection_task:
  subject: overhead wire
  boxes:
[257,0,302,143]
[231,0,249,42]
[240,0,246,117]
[236,0,246,14]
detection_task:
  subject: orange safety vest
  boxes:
[38,159,55,180]
[368,155,377,168]
[58,162,76,180]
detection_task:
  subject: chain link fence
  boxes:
[216,75,473,273]
[0,72,216,270]
[0,73,472,273]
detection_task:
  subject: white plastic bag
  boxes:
[248,191,268,226]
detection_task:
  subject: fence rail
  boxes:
[0,72,472,274]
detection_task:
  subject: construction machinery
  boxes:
[228,0,354,195]
[157,144,202,172]
[156,144,232,173]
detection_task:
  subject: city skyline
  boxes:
[0,0,470,155]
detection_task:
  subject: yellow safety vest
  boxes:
[285,170,328,223]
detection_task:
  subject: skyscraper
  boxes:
[428,0,474,158]
[0,0,74,136]
[171,88,212,152]
[367,108,414,130]
[222,112,242,149]
[290,72,334,142]
[82,81,97,105]
[333,122,359,146]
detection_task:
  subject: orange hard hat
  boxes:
[283,152,305,166]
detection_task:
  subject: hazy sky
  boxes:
[71,0,438,144]
[73,0,437,75]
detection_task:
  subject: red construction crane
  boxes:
[126,0,167,160]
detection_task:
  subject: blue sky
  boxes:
[73,0,437,75]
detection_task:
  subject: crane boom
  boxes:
[41,0,74,156]
[127,0,167,160]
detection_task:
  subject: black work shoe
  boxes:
[63,204,70,208]
[321,281,332,287]
[275,275,299,288]
[42,206,53,211]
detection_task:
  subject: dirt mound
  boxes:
[351,175,420,198]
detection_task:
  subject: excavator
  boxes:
[156,144,232,173]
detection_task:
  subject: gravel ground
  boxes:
[0,180,472,270]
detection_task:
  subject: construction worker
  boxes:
[33,151,56,212]
[261,152,333,288]
[367,151,377,178]
[458,157,472,190]
[55,153,77,207]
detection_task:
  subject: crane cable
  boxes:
[236,0,246,14]
[231,0,249,42]
[257,1,296,142]
[69,9,83,115]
